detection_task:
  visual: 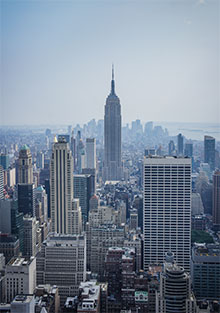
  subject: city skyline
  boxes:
[1,0,219,126]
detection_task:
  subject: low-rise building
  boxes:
[77,281,101,313]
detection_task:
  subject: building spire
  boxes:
[111,64,115,95]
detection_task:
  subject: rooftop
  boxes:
[193,244,220,257]
[12,295,34,304]
[20,144,30,151]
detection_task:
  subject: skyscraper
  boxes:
[213,170,220,229]
[184,143,193,157]
[168,140,175,156]
[143,156,191,272]
[86,138,96,169]
[204,135,215,170]
[0,166,3,200]
[18,183,35,216]
[18,145,33,184]
[103,66,122,181]
[177,133,184,156]
[73,174,93,221]
[50,136,74,234]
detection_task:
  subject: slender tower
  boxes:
[50,136,74,234]
[103,66,122,181]
[18,145,33,184]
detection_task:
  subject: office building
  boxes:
[18,145,33,184]
[70,130,77,171]
[168,140,175,156]
[185,143,193,157]
[50,137,74,234]
[89,225,125,277]
[82,168,96,196]
[71,199,82,235]
[213,170,220,229]
[7,167,16,187]
[0,234,20,264]
[0,200,24,252]
[177,133,184,156]
[86,138,96,169]
[191,244,220,300]
[35,185,48,222]
[103,66,122,181]
[73,174,93,221]
[0,166,3,200]
[5,257,36,303]
[36,151,44,169]
[76,138,85,174]
[0,154,9,170]
[204,135,215,170]
[36,233,86,304]
[156,252,197,313]
[23,216,37,257]
[18,183,35,216]
[143,156,191,272]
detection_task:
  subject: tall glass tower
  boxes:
[103,66,122,181]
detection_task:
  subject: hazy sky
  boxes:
[1,0,219,126]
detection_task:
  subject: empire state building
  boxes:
[103,67,122,181]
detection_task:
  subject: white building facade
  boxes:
[143,156,191,272]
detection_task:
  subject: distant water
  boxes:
[154,122,220,141]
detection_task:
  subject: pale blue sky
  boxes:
[1,0,219,126]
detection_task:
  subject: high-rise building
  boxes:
[89,225,125,277]
[0,200,24,244]
[73,174,93,221]
[0,154,9,170]
[191,244,220,300]
[70,130,76,170]
[177,133,184,156]
[168,140,175,156]
[76,138,85,174]
[204,135,215,170]
[18,145,33,184]
[36,233,86,305]
[156,252,197,313]
[50,137,74,234]
[71,199,82,235]
[86,138,96,169]
[23,216,37,257]
[103,66,122,181]
[18,183,35,216]
[36,151,44,169]
[35,185,48,222]
[5,257,36,303]
[213,170,220,228]
[0,234,20,264]
[184,143,193,157]
[143,156,191,272]
[0,166,4,200]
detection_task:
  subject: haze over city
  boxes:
[1,0,219,126]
